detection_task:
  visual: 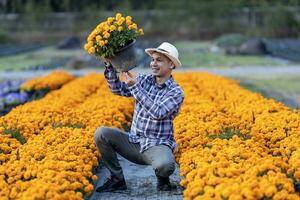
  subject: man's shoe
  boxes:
[156,176,177,191]
[96,176,127,192]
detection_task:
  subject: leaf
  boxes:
[3,128,26,144]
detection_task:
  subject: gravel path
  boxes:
[193,65,300,76]
[87,155,183,200]
[0,65,300,79]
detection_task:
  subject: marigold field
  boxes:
[0,71,299,200]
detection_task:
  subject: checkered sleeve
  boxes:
[129,83,184,120]
[104,66,132,97]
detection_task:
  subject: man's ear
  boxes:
[169,61,175,70]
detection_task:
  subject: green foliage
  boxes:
[0,30,11,44]
[1,0,156,13]
[263,6,300,37]
[295,182,300,193]
[262,197,272,200]
[122,124,131,132]
[208,128,251,140]
[287,172,296,181]
[98,26,140,58]
[286,172,300,193]
[3,128,26,144]
[214,33,248,48]
[52,122,83,129]
[24,88,51,101]
[202,144,213,149]
[2,0,300,40]
[257,169,268,177]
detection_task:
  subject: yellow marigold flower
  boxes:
[88,46,95,54]
[295,170,300,180]
[126,16,132,25]
[23,171,31,180]
[109,25,116,32]
[92,175,98,181]
[115,13,122,20]
[107,17,114,23]
[117,17,125,26]
[21,70,75,91]
[132,23,137,29]
[264,185,276,197]
[87,34,94,42]
[94,28,100,35]
[126,21,133,26]
[87,41,93,47]
[76,192,83,198]
[103,32,110,39]
[9,188,17,199]
[139,28,144,35]
[103,24,110,31]
[96,24,102,30]
[99,40,105,47]
[118,26,123,32]
[84,184,94,194]
[7,177,14,184]
[128,23,137,30]
[125,16,132,22]
[95,35,102,43]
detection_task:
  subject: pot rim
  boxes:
[115,39,136,53]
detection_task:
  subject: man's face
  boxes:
[150,52,174,78]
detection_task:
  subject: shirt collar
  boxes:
[151,75,174,88]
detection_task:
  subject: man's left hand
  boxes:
[122,71,136,87]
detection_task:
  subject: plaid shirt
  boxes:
[104,66,184,153]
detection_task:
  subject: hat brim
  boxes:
[145,48,181,68]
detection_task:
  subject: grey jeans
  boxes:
[94,126,175,180]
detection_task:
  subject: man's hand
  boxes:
[101,58,112,69]
[122,71,136,87]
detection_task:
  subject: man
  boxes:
[94,42,184,192]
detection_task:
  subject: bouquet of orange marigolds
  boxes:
[84,13,144,59]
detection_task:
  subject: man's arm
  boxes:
[104,64,133,97]
[128,83,184,120]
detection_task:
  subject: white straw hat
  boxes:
[145,42,181,68]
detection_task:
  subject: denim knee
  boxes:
[153,159,175,177]
[94,126,109,146]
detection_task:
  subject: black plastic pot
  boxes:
[106,40,138,72]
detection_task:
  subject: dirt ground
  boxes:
[87,155,183,200]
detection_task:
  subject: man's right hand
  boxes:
[103,59,111,68]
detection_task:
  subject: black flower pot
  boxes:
[107,40,138,72]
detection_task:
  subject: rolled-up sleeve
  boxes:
[104,66,133,97]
